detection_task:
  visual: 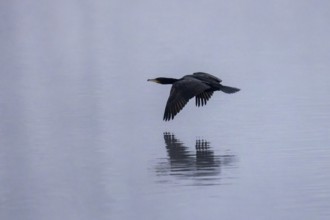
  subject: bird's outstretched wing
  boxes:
[163,77,210,121]
[193,72,222,83]
[195,91,214,107]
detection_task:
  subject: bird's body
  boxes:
[148,72,240,121]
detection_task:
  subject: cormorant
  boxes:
[148,72,240,121]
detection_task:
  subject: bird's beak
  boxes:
[147,79,159,83]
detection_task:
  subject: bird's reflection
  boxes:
[155,132,237,186]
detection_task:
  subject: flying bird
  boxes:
[148,72,240,121]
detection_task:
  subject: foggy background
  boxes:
[1,1,330,220]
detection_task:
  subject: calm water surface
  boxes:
[1,1,330,220]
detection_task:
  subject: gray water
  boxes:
[1,1,330,220]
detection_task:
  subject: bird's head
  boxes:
[147,77,178,84]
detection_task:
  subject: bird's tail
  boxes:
[219,85,240,94]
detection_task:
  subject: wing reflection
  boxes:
[155,132,237,186]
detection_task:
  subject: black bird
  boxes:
[148,72,240,121]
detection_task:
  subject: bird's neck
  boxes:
[158,77,179,84]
